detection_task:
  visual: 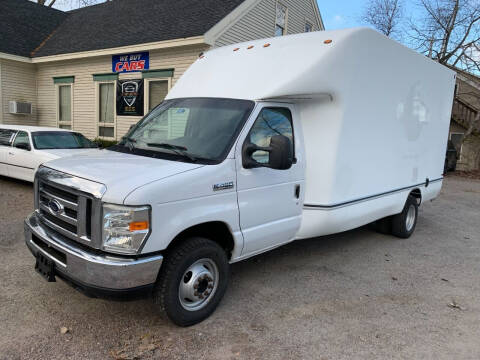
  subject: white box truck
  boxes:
[24,28,456,326]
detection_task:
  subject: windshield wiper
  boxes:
[122,137,137,152]
[146,143,197,162]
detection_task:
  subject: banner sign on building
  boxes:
[112,52,149,73]
[116,79,144,116]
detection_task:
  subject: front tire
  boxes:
[391,195,418,238]
[154,237,229,327]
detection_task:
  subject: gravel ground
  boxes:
[0,174,479,360]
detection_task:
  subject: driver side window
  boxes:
[248,107,293,164]
[0,129,17,146]
[13,131,30,150]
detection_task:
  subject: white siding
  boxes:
[36,44,207,140]
[1,0,322,132]
[215,0,322,47]
[0,59,37,126]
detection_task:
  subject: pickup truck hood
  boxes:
[44,150,204,203]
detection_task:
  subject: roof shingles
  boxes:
[1,0,245,58]
[33,0,246,57]
[0,0,67,57]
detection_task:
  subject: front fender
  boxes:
[124,159,243,258]
[142,192,243,258]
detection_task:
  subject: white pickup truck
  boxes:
[24,28,455,326]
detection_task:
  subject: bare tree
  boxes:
[362,0,404,38]
[410,0,480,71]
[37,0,58,7]
[410,0,480,147]
[36,0,107,8]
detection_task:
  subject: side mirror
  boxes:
[15,143,31,151]
[242,135,293,170]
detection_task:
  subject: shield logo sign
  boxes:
[122,81,139,107]
[117,79,144,116]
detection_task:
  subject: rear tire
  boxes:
[371,216,392,234]
[153,237,229,327]
[391,195,418,238]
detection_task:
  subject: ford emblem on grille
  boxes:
[48,199,64,215]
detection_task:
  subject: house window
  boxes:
[148,80,169,111]
[275,3,287,36]
[58,84,72,129]
[98,82,115,138]
[305,22,313,33]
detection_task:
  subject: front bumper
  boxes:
[24,212,163,294]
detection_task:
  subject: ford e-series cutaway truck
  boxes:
[25,28,456,326]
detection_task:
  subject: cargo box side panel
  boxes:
[301,29,456,207]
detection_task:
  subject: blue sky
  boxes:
[319,1,364,30]
[319,1,420,31]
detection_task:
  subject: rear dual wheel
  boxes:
[391,195,418,238]
[371,195,418,239]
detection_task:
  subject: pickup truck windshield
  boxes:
[32,132,97,150]
[115,98,254,163]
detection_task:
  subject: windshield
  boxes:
[114,98,255,163]
[32,131,97,150]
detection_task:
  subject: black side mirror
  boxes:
[15,143,31,151]
[242,135,293,170]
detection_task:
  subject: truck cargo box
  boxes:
[168,28,456,237]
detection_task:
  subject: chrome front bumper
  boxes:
[24,212,163,291]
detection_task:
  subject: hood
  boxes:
[40,148,102,159]
[43,150,204,203]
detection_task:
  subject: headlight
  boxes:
[102,204,151,255]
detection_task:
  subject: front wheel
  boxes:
[154,237,229,326]
[391,195,418,238]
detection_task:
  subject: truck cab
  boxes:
[25,97,305,326]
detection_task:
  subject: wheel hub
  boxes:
[179,259,218,311]
[405,204,416,232]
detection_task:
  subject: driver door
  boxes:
[8,131,36,181]
[235,103,305,257]
[0,129,17,177]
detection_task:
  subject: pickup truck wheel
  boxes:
[369,216,392,234]
[154,237,229,327]
[391,195,418,238]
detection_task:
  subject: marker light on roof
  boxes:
[233,48,240,51]
[263,43,271,48]
[247,45,254,49]
[324,39,333,44]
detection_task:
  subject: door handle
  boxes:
[8,152,14,155]
[295,184,301,199]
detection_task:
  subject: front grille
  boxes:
[37,179,93,245]
[40,209,78,234]
[41,183,78,203]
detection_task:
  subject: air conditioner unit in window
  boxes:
[9,101,32,115]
